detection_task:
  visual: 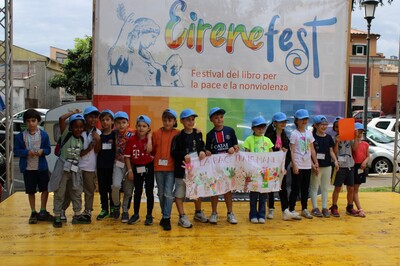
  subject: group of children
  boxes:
[14,106,370,230]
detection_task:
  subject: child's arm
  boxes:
[290,143,299,174]
[329,147,339,171]
[59,109,80,133]
[124,157,134,181]
[145,131,152,153]
[310,142,319,173]
[13,133,29,158]
[361,143,370,170]
[333,135,340,155]
[92,130,101,153]
[39,131,51,156]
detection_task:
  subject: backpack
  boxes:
[54,132,83,156]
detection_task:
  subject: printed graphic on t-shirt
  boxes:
[299,134,309,154]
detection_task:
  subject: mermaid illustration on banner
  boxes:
[107,3,183,87]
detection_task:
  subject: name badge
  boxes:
[338,156,346,162]
[137,166,146,174]
[115,160,125,168]
[317,153,325,160]
[158,159,168,166]
[357,168,364,174]
[189,152,198,160]
[70,164,79,173]
[102,143,112,150]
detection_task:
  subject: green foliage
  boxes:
[352,0,393,10]
[48,36,92,99]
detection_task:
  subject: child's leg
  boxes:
[353,184,361,209]
[332,186,341,205]
[28,194,36,211]
[163,172,175,219]
[258,193,267,219]
[53,172,70,216]
[122,178,134,213]
[70,176,84,216]
[144,164,154,216]
[346,185,354,206]
[23,171,37,211]
[279,175,289,212]
[97,168,109,212]
[249,192,258,219]
[174,178,186,215]
[224,191,233,213]
[300,169,311,210]
[82,171,96,213]
[155,172,166,217]
[36,170,50,211]
[133,173,144,215]
[320,166,331,209]
[211,196,218,213]
[310,170,321,209]
[288,170,300,211]
[111,165,124,207]
[267,192,275,209]
[175,198,185,215]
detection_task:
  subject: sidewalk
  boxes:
[364,173,397,188]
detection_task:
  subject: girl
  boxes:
[124,115,154,225]
[310,115,339,218]
[152,109,179,230]
[243,116,274,224]
[265,112,300,221]
[288,109,318,219]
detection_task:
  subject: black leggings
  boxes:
[289,169,311,211]
[268,175,289,211]
[133,161,154,216]
[97,167,114,212]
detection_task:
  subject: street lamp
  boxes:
[362,0,379,130]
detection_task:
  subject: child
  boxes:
[171,108,206,228]
[243,116,274,224]
[205,107,239,224]
[288,109,318,220]
[265,112,300,221]
[111,111,135,220]
[124,115,155,225]
[310,115,339,218]
[96,109,116,220]
[48,111,89,228]
[351,122,370,217]
[330,117,357,217]
[152,108,179,230]
[14,109,52,224]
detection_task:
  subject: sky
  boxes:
[11,0,400,58]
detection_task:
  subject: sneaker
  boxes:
[53,216,62,228]
[128,214,140,224]
[29,211,38,224]
[145,215,153,225]
[311,208,323,217]
[258,218,266,224]
[322,208,331,218]
[82,212,91,223]
[209,212,218,224]
[346,205,358,216]
[60,210,67,222]
[109,207,115,218]
[194,210,208,223]
[72,214,91,224]
[291,210,302,220]
[267,208,274,219]
[163,218,171,231]
[121,212,129,223]
[282,209,293,221]
[330,205,340,217]
[178,214,192,228]
[302,209,313,219]
[250,218,258,224]
[96,210,109,220]
[227,213,238,224]
[38,211,54,222]
[159,218,165,226]
[113,205,121,219]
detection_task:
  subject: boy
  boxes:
[205,107,239,224]
[171,108,207,228]
[14,109,53,224]
[96,109,116,220]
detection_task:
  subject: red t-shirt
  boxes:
[124,134,153,165]
[352,141,369,164]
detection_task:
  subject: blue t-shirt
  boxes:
[313,133,334,167]
[206,126,238,154]
[97,131,116,169]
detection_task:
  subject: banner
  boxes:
[185,151,286,199]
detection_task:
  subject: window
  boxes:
[352,44,367,56]
[352,74,365,98]
[375,121,390,130]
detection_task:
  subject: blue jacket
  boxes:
[14,129,51,173]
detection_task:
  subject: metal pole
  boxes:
[363,21,371,130]
[393,35,400,192]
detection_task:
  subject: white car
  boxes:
[368,116,399,138]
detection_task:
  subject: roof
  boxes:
[351,28,380,37]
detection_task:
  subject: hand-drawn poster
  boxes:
[184,151,286,199]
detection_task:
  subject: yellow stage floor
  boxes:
[0,192,399,265]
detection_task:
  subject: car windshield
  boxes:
[367,127,394,144]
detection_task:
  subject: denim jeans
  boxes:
[155,171,175,219]
[249,192,267,219]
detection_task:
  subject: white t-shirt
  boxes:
[290,129,315,169]
[78,127,102,172]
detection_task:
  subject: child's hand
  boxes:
[205,150,212,156]
[184,154,191,163]
[233,145,240,153]
[199,151,206,160]
[228,147,235,154]
[28,150,36,157]
[127,170,134,181]
[145,142,152,153]
[37,149,43,156]
[334,161,339,171]
[292,165,299,175]
[281,147,287,152]
[361,162,367,170]
[92,131,100,142]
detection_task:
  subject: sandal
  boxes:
[357,209,366,218]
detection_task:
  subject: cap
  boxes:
[334,116,343,122]
[69,114,85,123]
[83,106,100,116]
[180,108,198,119]
[209,107,226,118]
[272,112,288,122]
[355,122,365,131]
[114,111,129,121]
[252,116,267,127]
[313,115,328,124]
[294,109,309,119]
[162,108,177,119]
[100,109,114,119]
[137,115,151,126]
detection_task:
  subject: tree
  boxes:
[353,0,393,9]
[48,36,92,99]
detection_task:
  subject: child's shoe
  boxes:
[145,214,153,225]
[346,204,358,216]
[282,209,293,221]
[72,214,91,224]
[302,209,313,219]
[163,218,172,231]
[258,218,266,224]
[96,210,109,220]
[53,216,62,228]
[109,207,115,218]
[291,210,302,220]
[178,214,192,228]
[250,217,258,224]
[29,211,38,224]
[60,210,67,222]
[121,212,129,223]
[194,210,208,223]
[113,205,121,219]
[82,209,92,223]
[209,212,218,224]
[227,212,238,224]
[322,208,331,218]
[38,210,54,222]
[128,214,140,224]
[267,208,274,219]
[329,205,340,217]
[311,208,323,217]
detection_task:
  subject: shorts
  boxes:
[23,170,49,194]
[174,178,186,198]
[354,163,367,184]
[333,167,354,187]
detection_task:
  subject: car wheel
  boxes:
[372,157,393,174]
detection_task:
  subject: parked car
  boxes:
[367,115,399,138]
[365,127,400,174]
[0,108,49,137]
[352,109,384,123]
